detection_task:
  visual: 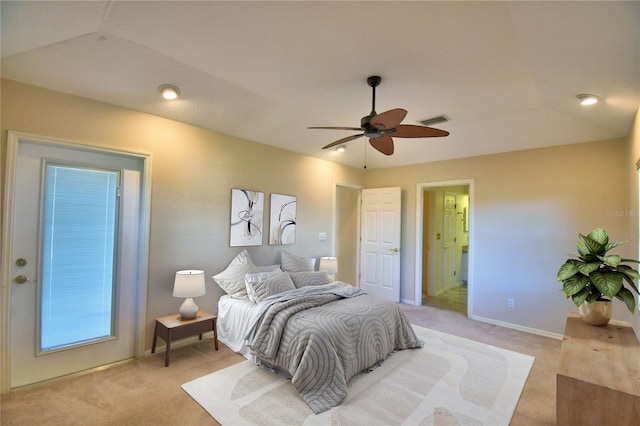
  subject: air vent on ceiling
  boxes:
[419,115,450,127]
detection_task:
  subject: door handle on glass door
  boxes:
[14,275,36,284]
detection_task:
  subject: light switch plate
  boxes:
[318,232,327,241]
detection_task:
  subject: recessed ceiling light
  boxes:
[577,94,600,106]
[337,146,346,152]
[159,84,180,100]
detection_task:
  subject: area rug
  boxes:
[182,325,534,425]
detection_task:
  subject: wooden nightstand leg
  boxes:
[151,322,159,354]
[165,329,172,367]
[213,318,218,351]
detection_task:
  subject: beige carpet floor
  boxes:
[0,304,560,425]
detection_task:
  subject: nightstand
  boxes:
[151,310,218,367]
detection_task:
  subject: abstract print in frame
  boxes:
[269,193,296,245]
[230,189,264,246]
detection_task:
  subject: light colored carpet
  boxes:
[182,325,535,425]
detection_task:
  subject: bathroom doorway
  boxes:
[415,180,472,316]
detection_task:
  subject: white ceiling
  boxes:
[2,1,639,169]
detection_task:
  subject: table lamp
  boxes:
[318,257,338,281]
[173,270,206,320]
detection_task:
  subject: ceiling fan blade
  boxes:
[369,134,394,155]
[370,108,407,129]
[322,134,364,149]
[309,126,363,131]
[393,125,449,138]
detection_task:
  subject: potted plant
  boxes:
[557,228,640,325]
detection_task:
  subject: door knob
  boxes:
[14,275,36,284]
[390,248,399,253]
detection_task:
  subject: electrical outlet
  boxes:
[318,232,327,241]
[507,298,515,308]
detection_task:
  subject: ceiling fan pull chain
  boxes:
[363,140,367,169]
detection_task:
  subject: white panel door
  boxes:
[7,137,142,389]
[360,187,401,302]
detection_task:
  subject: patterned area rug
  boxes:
[182,325,534,425]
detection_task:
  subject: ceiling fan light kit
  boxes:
[310,76,449,156]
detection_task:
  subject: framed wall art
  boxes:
[229,188,264,246]
[269,193,296,245]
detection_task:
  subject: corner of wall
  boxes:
[629,106,640,341]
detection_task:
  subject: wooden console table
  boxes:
[557,313,640,425]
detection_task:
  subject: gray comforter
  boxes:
[246,282,422,414]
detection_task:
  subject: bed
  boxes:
[213,249,422,414]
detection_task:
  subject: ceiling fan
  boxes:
[309,76,449,156]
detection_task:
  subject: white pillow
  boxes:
[289,271,331,288]
[245,271,295,303]
[254,264,282,273]
[212,249,255,298]
[281,250,315,272]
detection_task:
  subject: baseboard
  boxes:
[470,314,564,340]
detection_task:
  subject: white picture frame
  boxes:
[269,193,296,245]
[230,189,264,246]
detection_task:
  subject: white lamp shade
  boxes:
[319,257,338,274]
[173,270,206,298]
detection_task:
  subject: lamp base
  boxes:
[179,297,199,320]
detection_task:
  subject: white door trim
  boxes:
[1,131,153,394]
[414,180,474,316]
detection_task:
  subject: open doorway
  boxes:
[415,180,473,317]
[334,183,362,286]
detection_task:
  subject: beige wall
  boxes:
[364,137,631,335]
[2,78,637,344]
[0,79,365,350]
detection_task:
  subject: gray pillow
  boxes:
[289,271,331,288]
[246,271,296,303]
[281,250,315,272]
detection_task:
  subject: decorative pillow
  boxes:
[281,250,315,272]
[289,271,331,288]
[244,269,281,302]
[212,249,255,298]
[244,271,270,303]
[246,271,295,303]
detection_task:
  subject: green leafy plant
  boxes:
[557,228,640,313]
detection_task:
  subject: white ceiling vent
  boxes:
[419,115,450,127]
